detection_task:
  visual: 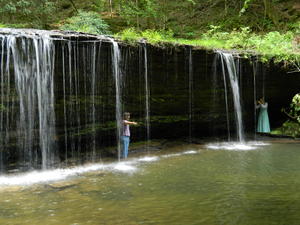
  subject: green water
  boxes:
[1,142,300,225]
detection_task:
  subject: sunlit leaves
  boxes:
[61,10,110,35]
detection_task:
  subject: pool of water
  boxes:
[0,141,300,225]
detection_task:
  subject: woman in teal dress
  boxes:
[256,98,270,133]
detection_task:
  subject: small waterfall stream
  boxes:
[219,52,245,142]
[252,59,258,139]
[218,53,231,140]
[110,39,123,161]
[188,47,193,142]
[142,43,151,148]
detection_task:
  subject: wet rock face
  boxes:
[0,29,299,171]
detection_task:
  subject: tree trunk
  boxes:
[109,0,113,17]
[263,0,279,27]
[136,0,139,29]
[68,0,78,13]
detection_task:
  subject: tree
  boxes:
[0,0,57,28]
[61,10,110,34]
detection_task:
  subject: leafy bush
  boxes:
[141,29,174,43]
[288,94,300,123]
[116,28,174,44]
[272,121,300,138]
[116,28,140,43]
[201,27,299,63]
[273,94,300,138]
[61,10,110,35]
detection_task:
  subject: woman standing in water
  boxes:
[256,98,270,133]
[122,112,138,158]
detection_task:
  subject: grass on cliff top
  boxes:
[115,27,300,65]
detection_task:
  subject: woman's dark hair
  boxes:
[124,112,130,119]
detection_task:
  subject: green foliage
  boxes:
[141,29,174,43]
[0,23,29,28]
[0,0,57,28]
[119,0,159,27]
[0,0,298,65]
[271,121,300,138]
[116,28,174,44]
[61,10,110,35]
[116,28,141,43]
[288,94,300,123]
[201,27,299,63]
[274,94,300,137]
[288,21,300,33]
[117,26,299,65]
[239,0,253,16]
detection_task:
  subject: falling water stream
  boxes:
[188,47,193,143]
[142,43,151,148]
[110,39,123,161]
[0,33,57,170]
[219,52,244,142]
[253,59,258,139]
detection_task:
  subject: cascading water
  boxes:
[142,43,151,147]
[88,42,97,160]
[188,47,193,142]
[61,44,68,162]
[110,39,123,161]
[219,52,245,142]
[218,53,231,140]
[252,59,258,139]
[0,32,57,170]
[0,29,126,172]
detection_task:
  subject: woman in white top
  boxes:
[122,112,138,158]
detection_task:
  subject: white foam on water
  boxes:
[0,149,201,186]
[112,162,137,173]
[206,141,269,151]
[161,150,198,158]
[161,153,182,158]
[0,164,107,186]
[248,141,270,146]
[137,156,159,162]
[183,150,198,154]
[0,161,137,186]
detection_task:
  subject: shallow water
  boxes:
[0,142,300,225]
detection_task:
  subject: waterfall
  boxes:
[90,42,97,160]
[142,43,151,146]
[219,52,244,142]
[219,54,231,141]
[252,59,258,139]
[110,39,122,161]
[0,29,125,171]
[0,33,57,169]
[61,44,68,162]
[188,47,193,142]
